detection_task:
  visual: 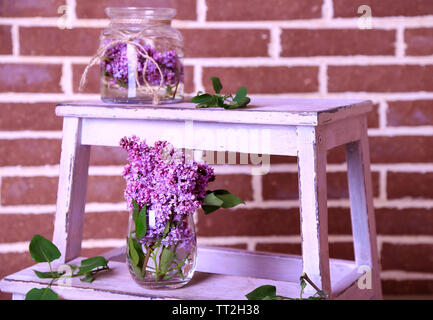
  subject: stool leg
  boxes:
[297,126,332,296]
[345,118,383,299]
[53,117,90,263]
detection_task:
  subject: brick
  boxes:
[381,243,433,273]
[0,26,12,54]
[367,103,380,128]
[0,0,64,17]
[255,243,301,255]
[75,0,197,20]
[382,279,433,296]
[0,292,11,300]
[0,211,128,243]
[0,139,60,166]
[207,0,323,21]
[1,177,58,205]
[333,0,433,17]
[83,211,128,239]
[262,172,298,200]
[0,103,62,130]
[87,176,126,203]
[207,174,253,202]
[281,29,395,57]
[328,65,433,92]
[0,214,53,242]
[182,29,270,58]
[405,28,433,56]
[184,66,194,94]
[387,100,433,126]
[20,27,101,56]
[262,171,380,200]
[197,208,300,237]
[82,247,116,258]
[328,208,352,235]
[0,252,34,279]
[329,242,354,260]
[90,146,127,166]
[370,136,433,163]
[255,242,354,260]
[269,155,297,165]
[1,176,125,205]
[0,64,62,93]
[376,208,433,235]
[203,67,319,94]
[198,207,352,237]
[248,207,433,236]
[387,172,433,199]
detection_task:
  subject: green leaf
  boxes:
[132,199,140,223]
[33,270,62,279]
[135,204,148,239]
[202,192,224,207]
[210,77,223,94]
[202,190,244,213]
[126,250,144,280]
[201,205,221,214]
[29,234,61,263]
[68,264,78,271]
[159,247,175,274]
[214,191,245,208]
[234,87,247,102]
[236,96,251,108]
[128,237,140,267]
[117,79,128,89]
[190,93,213,104]
[163,222,171,238]
[245,285,277,300]
[25,288,59,300]
[78,256,108,274]
[80,273,95,283]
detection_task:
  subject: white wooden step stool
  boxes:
[0,98,382,300]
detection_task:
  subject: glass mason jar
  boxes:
[100,7,184,104]
[126,205,197,289]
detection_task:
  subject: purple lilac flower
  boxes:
[120,136,215,249]
[102,42,183,88]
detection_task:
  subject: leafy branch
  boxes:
[25,234,109,300]
[190,77,251,109]
[245,273,328,300]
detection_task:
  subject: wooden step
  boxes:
[0,246,371,300]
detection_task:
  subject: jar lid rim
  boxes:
[105,7,176,19]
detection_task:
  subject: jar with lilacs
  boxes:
[120,137,244,289]
[79,7,184,105]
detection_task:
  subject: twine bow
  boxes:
[79,29,165,105]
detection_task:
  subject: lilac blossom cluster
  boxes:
[103,42,183,88]
[120,136,215,249]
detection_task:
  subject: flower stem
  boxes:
[141,247,152,277]
[171,81,179,99]
[300,273,328,299]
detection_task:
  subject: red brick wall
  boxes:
[1,0,433,299]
